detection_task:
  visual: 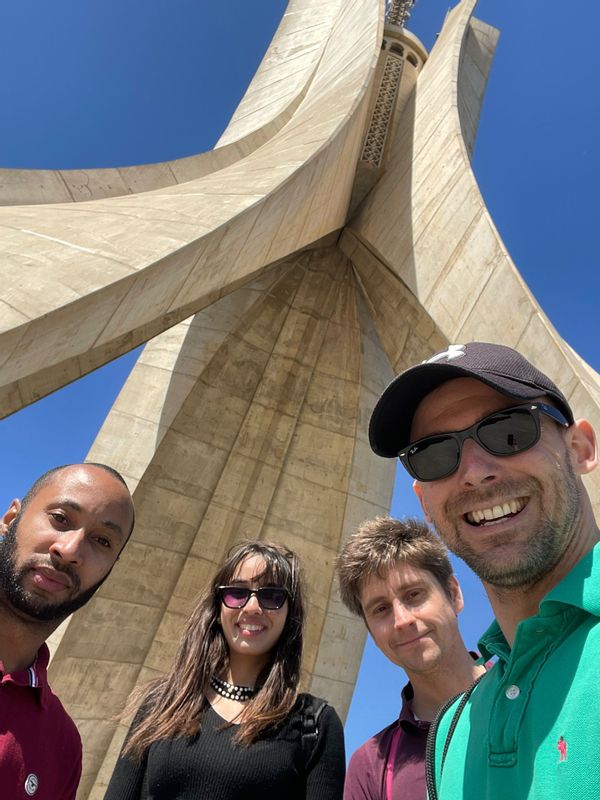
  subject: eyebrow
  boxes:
[363,583,424,611]
[50,499,125,538]
[229,578,278,588]
[417,404,520,440]
[362,591,391,613]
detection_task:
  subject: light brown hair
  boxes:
[336,516,453,617]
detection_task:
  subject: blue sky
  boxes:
[1,0,599,761]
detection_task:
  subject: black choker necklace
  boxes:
[210,675,255,702]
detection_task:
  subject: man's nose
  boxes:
[49,528,86,565]
[392,600,416,629]
[456,438,498,488]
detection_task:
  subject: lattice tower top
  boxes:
[386,0,415,28]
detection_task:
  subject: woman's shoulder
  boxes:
[294,693,343,731]
[295,693,332,717]
[129,681,176,731]
[293,693,345,772]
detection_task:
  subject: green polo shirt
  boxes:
[432,542,600,799]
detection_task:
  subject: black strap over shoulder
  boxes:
[299,694,328,770]
[424,675,484,800]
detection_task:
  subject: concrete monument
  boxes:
[0,0,598,796]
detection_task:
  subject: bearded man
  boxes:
[369,342,599,799]
[0,463,134,799]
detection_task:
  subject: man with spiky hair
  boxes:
[337,516,483,800]
[368,342,600,799]
[0,463,134,800]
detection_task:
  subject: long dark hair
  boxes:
[123,541,304,757]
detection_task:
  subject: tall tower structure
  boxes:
[0,1,598,797]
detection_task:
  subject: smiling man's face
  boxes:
[412,378,581,589]
[0,465,133,622]
[360,562,463,675]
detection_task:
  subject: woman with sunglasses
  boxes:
[104,541,345,799]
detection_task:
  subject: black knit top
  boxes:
[103,694,345,800]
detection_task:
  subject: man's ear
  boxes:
[1,499,21,536]
[413,481,432,523]
[567,419,597,476]
[447,575,464,615]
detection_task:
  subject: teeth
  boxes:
[466,498,525,525]
[239,624,264,632]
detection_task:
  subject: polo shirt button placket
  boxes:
[505,685,520,700]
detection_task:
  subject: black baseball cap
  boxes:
[369,342,575,458]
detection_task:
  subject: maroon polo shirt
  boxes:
[344,682,429,800]
[0,643,82,799]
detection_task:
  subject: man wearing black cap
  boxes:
[369,342,599,799]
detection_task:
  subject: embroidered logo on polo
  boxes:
[423,344,466,364]
[557,736,568,762]
[24,773,39,796]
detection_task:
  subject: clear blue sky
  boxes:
[1,0,599,761]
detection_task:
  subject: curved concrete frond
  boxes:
[348,0,600,510]
[0,0,382,419]
[0,1,341,206]
[217,0,343,146]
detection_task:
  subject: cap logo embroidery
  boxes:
[24,774,39,796]
[424,344,466,364]
[557,736,567,762]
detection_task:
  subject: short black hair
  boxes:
[19,462,135,538]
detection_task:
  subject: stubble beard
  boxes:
[0,518,106,622]
[431,460,581,590]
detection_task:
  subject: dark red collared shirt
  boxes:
[0,644,82,799]
[344,682,429,800]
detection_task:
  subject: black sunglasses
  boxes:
[218,585,289,610]
[399,402,570,482]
